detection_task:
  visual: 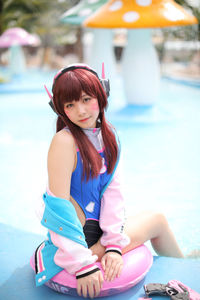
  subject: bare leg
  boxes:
[123,211,184,258]
[90,239,105,262]
[90,211,183,260]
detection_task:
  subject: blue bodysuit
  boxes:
[69,127,117,247]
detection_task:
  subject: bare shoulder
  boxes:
[52,129,75,147]
[48,129,76,199]
[48,129,76,158]
[50,129,75,150]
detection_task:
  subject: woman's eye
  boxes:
[83,97,91,102]
[65,103,73,109]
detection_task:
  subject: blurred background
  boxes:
[0,0,199,79]
[0,0,200,257]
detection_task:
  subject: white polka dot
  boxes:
[38,278,42,283]
[123,11,140,23]
[163,2,185,21]
[136,0,152,6]
[19,31,27,38]
[79,8,92,17]
[109,0,123,11]
[42,275,46,280]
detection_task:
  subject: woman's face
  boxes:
[63,91,100,129]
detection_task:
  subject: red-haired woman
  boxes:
[35,64,183,298]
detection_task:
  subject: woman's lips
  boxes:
[79,117,89,122]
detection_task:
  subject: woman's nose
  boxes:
[76,102,86,115]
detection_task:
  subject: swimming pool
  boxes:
[0,72,200,256]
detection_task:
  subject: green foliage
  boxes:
[0,0,79,45]
[174,0,200,39]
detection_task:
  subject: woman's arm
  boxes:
[47,129,98,273]
[99,162,130,251]
[99,162,130,281]
[48,129,75,200]
[47,130,103,297]
[50,230,103,298]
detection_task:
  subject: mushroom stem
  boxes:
[9,45,26,75]
[83,28,116,100]
[121,29,160,105]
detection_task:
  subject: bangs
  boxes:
[54,69,99,104]
[55,71,82,105]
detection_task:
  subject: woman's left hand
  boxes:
[101,252,123,281]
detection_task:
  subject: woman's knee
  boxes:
[137,211,170,239]
[151,211,167,222]
[124,211,170,250]
[150,212,170,234]
[135,210,169,230]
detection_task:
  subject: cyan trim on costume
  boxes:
[35,240,63,286]
[41,193,87,247]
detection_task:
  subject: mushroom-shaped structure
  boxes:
[84,0,198,105]
[60,0,118,99]
[61,0,108,25]
[0,27,40,47]
[0,27,40,75]
[84,0,197,28]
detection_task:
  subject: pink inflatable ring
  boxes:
[30,245,152,297]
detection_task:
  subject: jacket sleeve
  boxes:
[38,189,99,276]
[99,162,130,253]
[49,230,98,276]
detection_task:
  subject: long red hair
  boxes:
[52,68,119,180]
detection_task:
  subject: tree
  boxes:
[0,0,80,65]
[0,0,79,43]
[175,0,200,40]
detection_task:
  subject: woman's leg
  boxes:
[123,211,184,258]
[90,239,105,261]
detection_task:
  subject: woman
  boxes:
[35,64,183,299]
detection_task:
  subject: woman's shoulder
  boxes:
[49,129,76,154]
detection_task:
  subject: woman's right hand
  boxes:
[77,270,104,298]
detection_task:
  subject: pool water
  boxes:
[0,73,200,256]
